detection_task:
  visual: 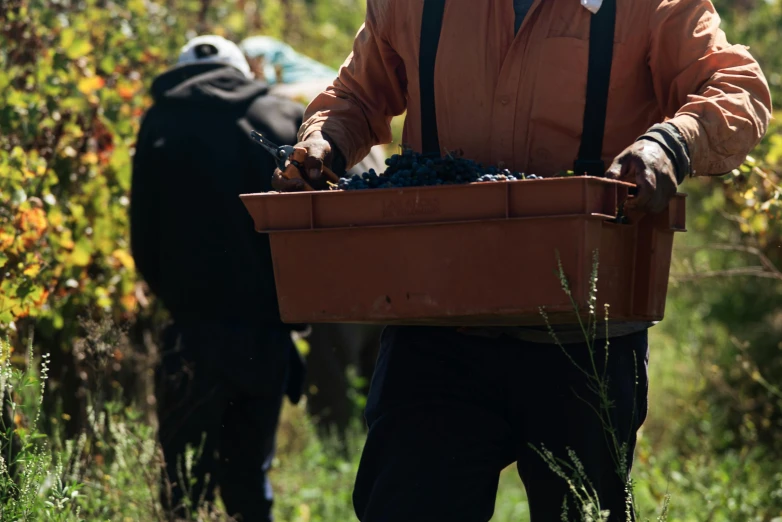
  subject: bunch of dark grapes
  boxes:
[334,149,539,191]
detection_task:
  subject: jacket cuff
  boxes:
[321,132,348,176]
[665,114,711,177]
[636,123,692,185]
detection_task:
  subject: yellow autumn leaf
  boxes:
[69,242,92,267]
[298,504,311,522]
[751,213,768,234]
[83,152,98,165]
[48,207,63,228]
[77,76,106,95]
[23,264,41,277]
[112,249,135,270]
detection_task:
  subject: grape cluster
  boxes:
[334,149,540,191]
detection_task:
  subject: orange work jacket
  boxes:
[300,0,771,177]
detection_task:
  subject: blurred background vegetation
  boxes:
[1,0,781,520]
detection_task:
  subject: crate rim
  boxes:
[239,175,641,201]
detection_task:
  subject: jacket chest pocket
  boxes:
[526,37,589,174]
[529,37,589,139]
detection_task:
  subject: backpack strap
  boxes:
[574,0,617,176]
[419,0,447,156]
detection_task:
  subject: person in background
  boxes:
[240,33,388,437]
[130,35,307,521]
[274,0,772,520]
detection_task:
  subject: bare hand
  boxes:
[607,141,677,214]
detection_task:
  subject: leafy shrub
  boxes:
[0,0,365,337]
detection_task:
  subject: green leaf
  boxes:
[70,240,92,267]
[59,27,75,50]
[15,280,35,299]
[12,188,27,204]
[0,70,10,92]
[99,55,116,74]
[65,39,93,60]
[0,253,7,269]
[111,143,131,191]
[128,0,146,15]
[52,312,64,330]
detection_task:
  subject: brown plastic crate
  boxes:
[240,177,686,326]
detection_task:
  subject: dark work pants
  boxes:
[353,326,649,522]
[156,321,294,522]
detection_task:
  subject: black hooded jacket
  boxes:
[130,62,305,326]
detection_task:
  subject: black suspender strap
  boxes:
[574,0,617,177]
[419,0,446,156]
[419,0,615,169]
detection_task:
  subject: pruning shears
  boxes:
[250,130,339,191]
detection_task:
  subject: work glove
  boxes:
[271,131,345,191]
[607,123,690,214]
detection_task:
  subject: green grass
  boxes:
[3,289,782,521]
[2,355,781,521]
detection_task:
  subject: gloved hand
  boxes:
[606,140,678,214]
[271,131,337,192]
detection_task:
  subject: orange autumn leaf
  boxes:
[22,232,41,250]
[117,84,137,100]
[17,207,48,235]
[0,231,14,250]
[33,288,50,307]
[120,293,137,312]
[77,75,106,95]
[98,149,114,166]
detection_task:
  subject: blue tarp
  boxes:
[240,36,339,85]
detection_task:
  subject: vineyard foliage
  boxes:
[0,0,364,338]
[1,0,781,449]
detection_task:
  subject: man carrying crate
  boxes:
[272,0,771,520]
